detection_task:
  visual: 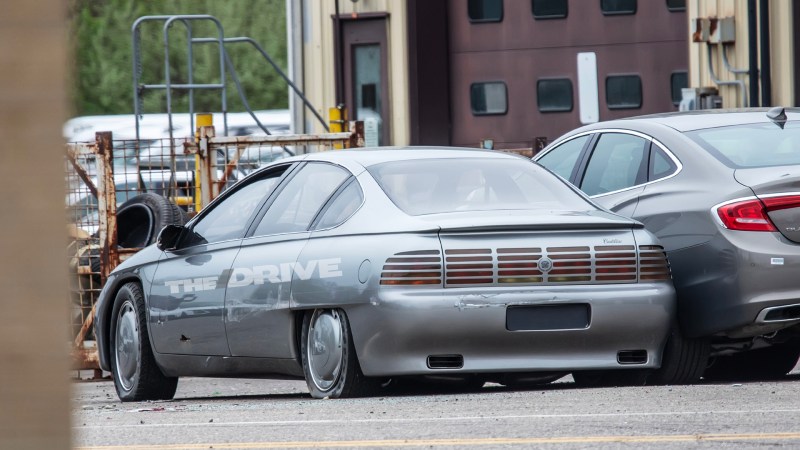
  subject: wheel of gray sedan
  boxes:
[110,282,178,402]
[703,341,800,382]
[300,309,377,398]
[647,328,710,385]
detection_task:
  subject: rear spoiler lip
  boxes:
[437,222,643,233]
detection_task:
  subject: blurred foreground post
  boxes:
[0,1,71,449]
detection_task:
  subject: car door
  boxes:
[148,165,291,355]
[224,162,352,358]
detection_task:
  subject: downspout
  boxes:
[707,43,748,107]
[759,0,772,107]
[747,0,759,106]
[334,0,345,106]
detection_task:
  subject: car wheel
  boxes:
[647,328,710,385]
[703,341,800,382]
[572,369,649,387]
[110,282,178,402]
[117,193,188,248]
[300,309,377,399]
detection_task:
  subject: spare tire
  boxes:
[117,193,188,248]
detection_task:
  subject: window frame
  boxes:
[538,129,683,198]
[245,161,353,238]
[468,0,504,23]
[577,132,650,196]
[176,162,297,248]
[470,81,509,116]
[537,77,574,113]
[670,71,688,106]
[606,74,643,110]
[666,0,686,12]
[600,0,637,16]
[310,178,365,231]
[531,0,568,19]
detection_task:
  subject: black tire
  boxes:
[647,328,710,385]
[117,193,187,248]
[572,369,649,387]
[109,282,178,402]
[703,341,800,382]
[300,309,378,399]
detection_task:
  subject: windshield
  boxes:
[685,122,800,168]
[368,158,594,216]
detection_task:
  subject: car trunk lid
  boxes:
[422,210,667,287]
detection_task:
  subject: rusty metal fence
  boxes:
[66,123,364,372]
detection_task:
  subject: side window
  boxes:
[650,147,678,181]
[580,133,648,196]
[601,0,637,15]
[606,75,642,109]
[314,180,364,230]
[468,0,503,22]
[536,135,591,180]
[253,163,350,236]
[186,167,287,245]
[537,78,573,112]
[470,82,508,116]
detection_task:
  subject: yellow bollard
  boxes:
[194,113,213,212]
[329,105,348,149]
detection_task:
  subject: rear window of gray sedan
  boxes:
[368,158,594,216]
[685,122,800,168]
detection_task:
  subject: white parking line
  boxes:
[74,408,800,429]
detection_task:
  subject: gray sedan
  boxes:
[95,148,678,401]
[535,108,800,381]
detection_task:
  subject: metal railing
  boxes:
[66,124,364,371]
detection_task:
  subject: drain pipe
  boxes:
[747,0,759,106]
[707,43,748,107]
[759,0,772,107]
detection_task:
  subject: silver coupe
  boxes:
[95,148,681,401]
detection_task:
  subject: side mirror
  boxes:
[156,224,184,251]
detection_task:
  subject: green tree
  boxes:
[69,0,288,116]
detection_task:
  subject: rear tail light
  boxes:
[716,199,776,232]
[380,250,442,286]
[716,195,800,232]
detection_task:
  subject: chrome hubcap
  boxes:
[307,310,344,392]
[114,301,139,391]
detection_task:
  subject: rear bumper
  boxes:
[346,283,675,377]
[671,230,800,338]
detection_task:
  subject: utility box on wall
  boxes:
[680,87,723,111]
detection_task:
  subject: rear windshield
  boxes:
[367,158,594,216]
[685,122,800,168]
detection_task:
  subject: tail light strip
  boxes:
[381,245,671,287]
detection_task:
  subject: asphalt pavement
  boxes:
[73,365,800,449]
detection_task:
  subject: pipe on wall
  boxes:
[759,0,772,107]
[747,0,759,106]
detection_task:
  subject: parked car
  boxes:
[94,148,689,401]
[534,107,800,381]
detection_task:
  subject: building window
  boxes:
[601,0,637,15]
[606,75,642,109]
[671,71,688,105]
[666,0,686,12]
[470,82,508,115]
[468,0,504,23]
[537,78,573,112]
[532,0,568,19]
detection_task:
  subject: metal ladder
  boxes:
[131,14,328,144]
